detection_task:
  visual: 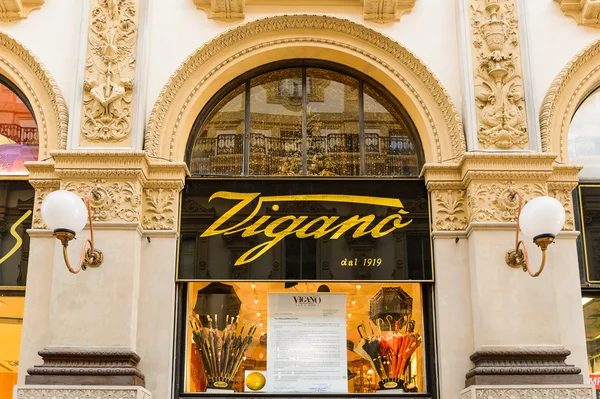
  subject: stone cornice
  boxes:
[555,0,600,28]
[0,0,44,21]
[192,0,416,23]
[424,153,581,231]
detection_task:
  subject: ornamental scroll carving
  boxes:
[63,179,141,223]
[555,0,600,28]
[432,190,468,231]
[192,0,416,23]
[82,0,139,143]
[470,0,529,149]
[142,188,177,230]
[0,0,44,21]
[460,386,593,399]
[467,181,546,222]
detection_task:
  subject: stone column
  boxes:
[17,152,186,399]
[424,153,592,399]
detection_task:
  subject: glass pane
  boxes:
[189,84,245,176]
[184,282,426,394]
[179,179,431,281]
[364,84,418,177]
[307,69,359,176]
[569,87,600,179]
[249,69,303,176]
[584,297,600,396]
[0,181,33,287]
[0,83,38,175]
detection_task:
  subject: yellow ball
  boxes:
[245,372,266,391]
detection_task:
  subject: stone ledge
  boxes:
[460,385,594,399]
[16,385,151,399]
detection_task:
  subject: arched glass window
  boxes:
[187,63,422,177]
[568,87,600,179]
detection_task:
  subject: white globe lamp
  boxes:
[519,196,566,243]
[41,190,88,235]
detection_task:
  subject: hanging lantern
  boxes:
[369,287,413,331]
[193,282,241,330]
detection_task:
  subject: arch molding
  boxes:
[540,39,600,162]
[145,15,465,164]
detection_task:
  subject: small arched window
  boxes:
[187,63,423,177]
[568,87,600,179]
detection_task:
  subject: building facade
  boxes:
[0,0,599,398]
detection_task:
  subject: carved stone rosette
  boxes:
[424,153,581,231]
[81,0,139,144]
[469,0,529,150]
[25,151,188,230]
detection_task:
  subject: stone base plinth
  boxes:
[15,386,151,399]
[460,385,594,399]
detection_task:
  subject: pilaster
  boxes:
[462,0,531,150]
[423,153,586,397]
[18,152,188,393]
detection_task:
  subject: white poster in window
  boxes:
[267,293,348,393]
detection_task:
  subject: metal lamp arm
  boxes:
[58,192,103,274]
[506,192,547,278]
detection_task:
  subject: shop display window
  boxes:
[176,178,435,395]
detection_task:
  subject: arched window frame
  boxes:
[185,60,425,177]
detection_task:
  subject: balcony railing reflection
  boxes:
[0,124,38,145]
[190,132,418,176]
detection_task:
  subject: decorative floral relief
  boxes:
[469,387,593,399]
[82,0,138,142]
[467,181,546,222]
[63,179,141,223]
[142,188,177,230]
[470,0,529,149]
[433,189,468,230]
[551,189,575,231]
[16,388,151,399]
[32,185,58,229]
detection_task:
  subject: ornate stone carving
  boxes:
[145,15,465,163]
[0,32,69,153]
[193,0,244,20]
[555,0,600,28]
[470,0,529,149]
[26,152,187,228]
[539,38,600,160]
[81,0,139,143]
[193,0,416,23]
[550,189,575,231]
[142,188,177,230]
[460,386,593,399]
[16,387,151,399]
[0,0,44,21]
[432,189,468,231]
[363,0,416,23]
[63,179,141,223]
[467,181,546,222]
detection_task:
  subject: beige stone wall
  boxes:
[0,1,599,399]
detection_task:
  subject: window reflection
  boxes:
[188,66,421,177]
[0,83,38,175]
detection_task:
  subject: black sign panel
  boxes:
[178,179,431,281]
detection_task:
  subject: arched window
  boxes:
[568,87,600,179]
[187,63,423,177]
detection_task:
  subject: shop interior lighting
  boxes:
[40,190,104,274]
[505,192,566,278]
